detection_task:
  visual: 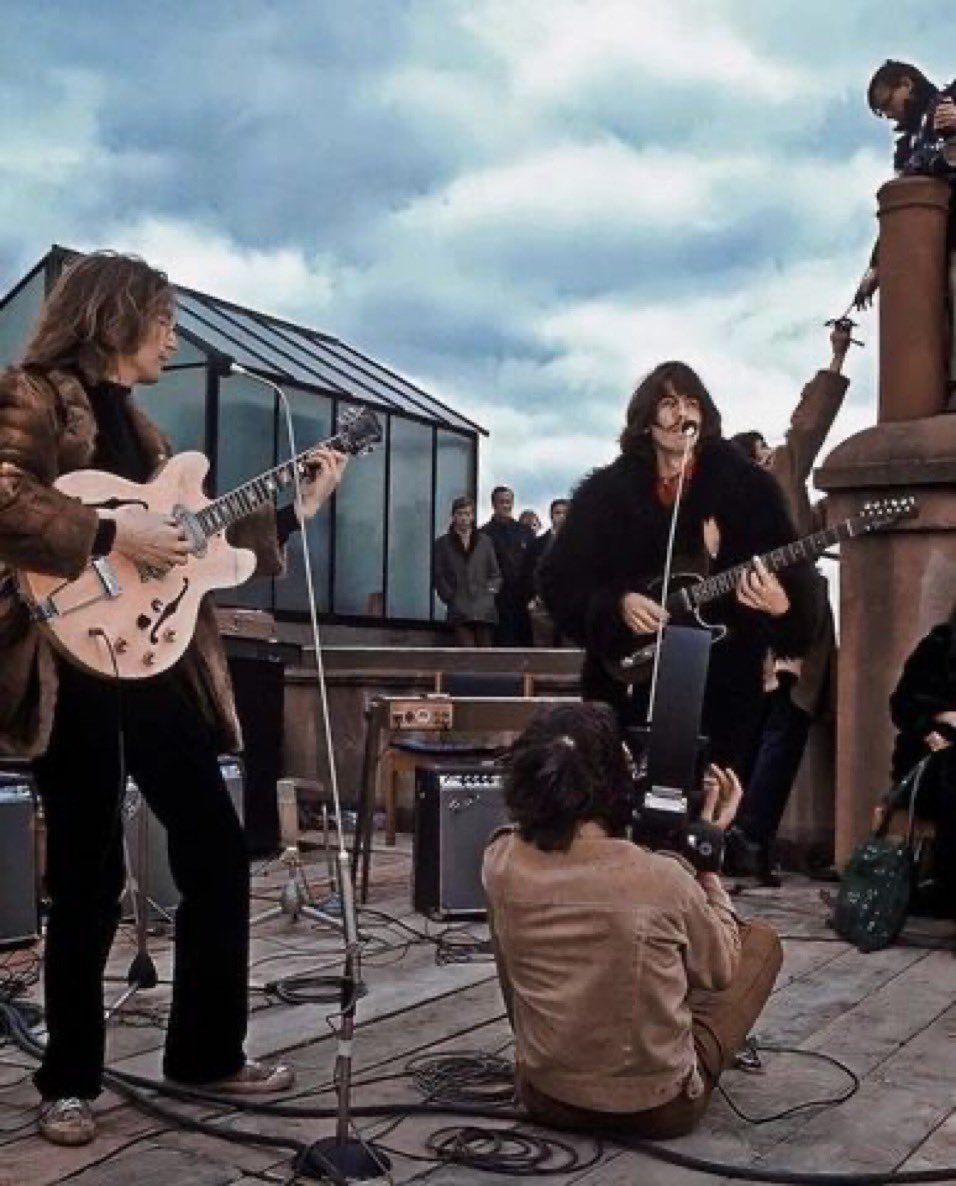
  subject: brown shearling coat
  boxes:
[766,368,848,716]
[0,366,284,758]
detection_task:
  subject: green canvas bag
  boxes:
[832,757,928,953]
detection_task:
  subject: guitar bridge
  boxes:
[30,557,122,623]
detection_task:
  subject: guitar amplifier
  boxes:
[123,756,244,918]
[413,765,509,920]
[0,774,39,947]
[387,697,454,731]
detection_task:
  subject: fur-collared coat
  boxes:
[539,437,820,767]
[0,366,284,758]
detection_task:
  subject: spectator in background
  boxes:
[728,324,852,882]
[433,496,501,647]
[530,499,571,647]
[482,486,534,646]
[888,609,956,920]
[519,509,542,535]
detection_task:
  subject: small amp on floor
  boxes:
[413,765,509,920]
[0,772,39,947]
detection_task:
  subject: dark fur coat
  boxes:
[539,437,820,767]
[889,622,956,781]
[0,366,284,758]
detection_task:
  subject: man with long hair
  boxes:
[0,252,347,1145]
[854,60,956,398]
[483,703,782,1136]
[539,361,818,772]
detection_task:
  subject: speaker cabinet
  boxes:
[0,775,39,947]
[123,756,244,918]
[413,765,508,920]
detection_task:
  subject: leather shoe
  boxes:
[204,1059,295,1095]
[723,826,761,877]
[38,1097,96,1146]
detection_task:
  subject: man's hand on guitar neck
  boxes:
[103,506,189,575]
[736,555,789,617]
[620,591,668,635]
[294,447,349,523]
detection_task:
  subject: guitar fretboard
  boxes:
[673,520,856,611]
[195,430,352,538]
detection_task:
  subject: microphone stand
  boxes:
[225,362,389,1183]
[646,421,698,727]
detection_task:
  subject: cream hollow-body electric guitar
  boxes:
[16,407,382,680]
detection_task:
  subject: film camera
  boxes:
[902,95,956,176]
[623,726,726,873]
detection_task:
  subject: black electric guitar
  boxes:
[603,495,918,686]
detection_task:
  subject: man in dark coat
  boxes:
[888,615,956,918]
[729,324,852,877]
[539,361,818,772]
[481,484,535,646]
[433,495,501,646]
[853,60,956,397]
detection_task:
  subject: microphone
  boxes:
[680,420,699,438]
[210,351,251,379]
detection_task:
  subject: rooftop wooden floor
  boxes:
[3,838,956,1185]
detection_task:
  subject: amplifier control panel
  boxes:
[438,771,502,789]
[388,698,455,731]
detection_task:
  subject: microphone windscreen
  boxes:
[210,351,238,378]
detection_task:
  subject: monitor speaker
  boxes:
[0,774,39,947]
[123,756,244,919]
[413,765,508,920]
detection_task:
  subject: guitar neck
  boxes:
[679,519,855,610]
[195,431,350,537]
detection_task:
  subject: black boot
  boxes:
[723,826,761,877]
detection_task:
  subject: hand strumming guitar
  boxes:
[620,591,669,635]
[105,506,189,575]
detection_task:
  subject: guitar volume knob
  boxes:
[143,652,156,667]
[114,638,128,654]
[163,628,177,643]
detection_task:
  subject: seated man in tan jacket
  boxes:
[482,702,782,1138]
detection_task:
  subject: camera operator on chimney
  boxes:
[482,703,782,1138]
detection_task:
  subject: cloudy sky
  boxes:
[0,1,950,518]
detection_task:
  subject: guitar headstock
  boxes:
[856,495,919,532]
[335,407,384,457]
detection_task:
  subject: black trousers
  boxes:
[738,687,812,846]
[32,659,250,1100]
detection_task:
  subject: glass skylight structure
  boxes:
[0,247,483,624]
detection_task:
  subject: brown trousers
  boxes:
[519,920,783,1139]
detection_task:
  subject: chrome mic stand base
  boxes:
[294,1138,391,1183]
[250,846,346,936]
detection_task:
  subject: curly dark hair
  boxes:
[619,361,722,459]
[504,702,632,851]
